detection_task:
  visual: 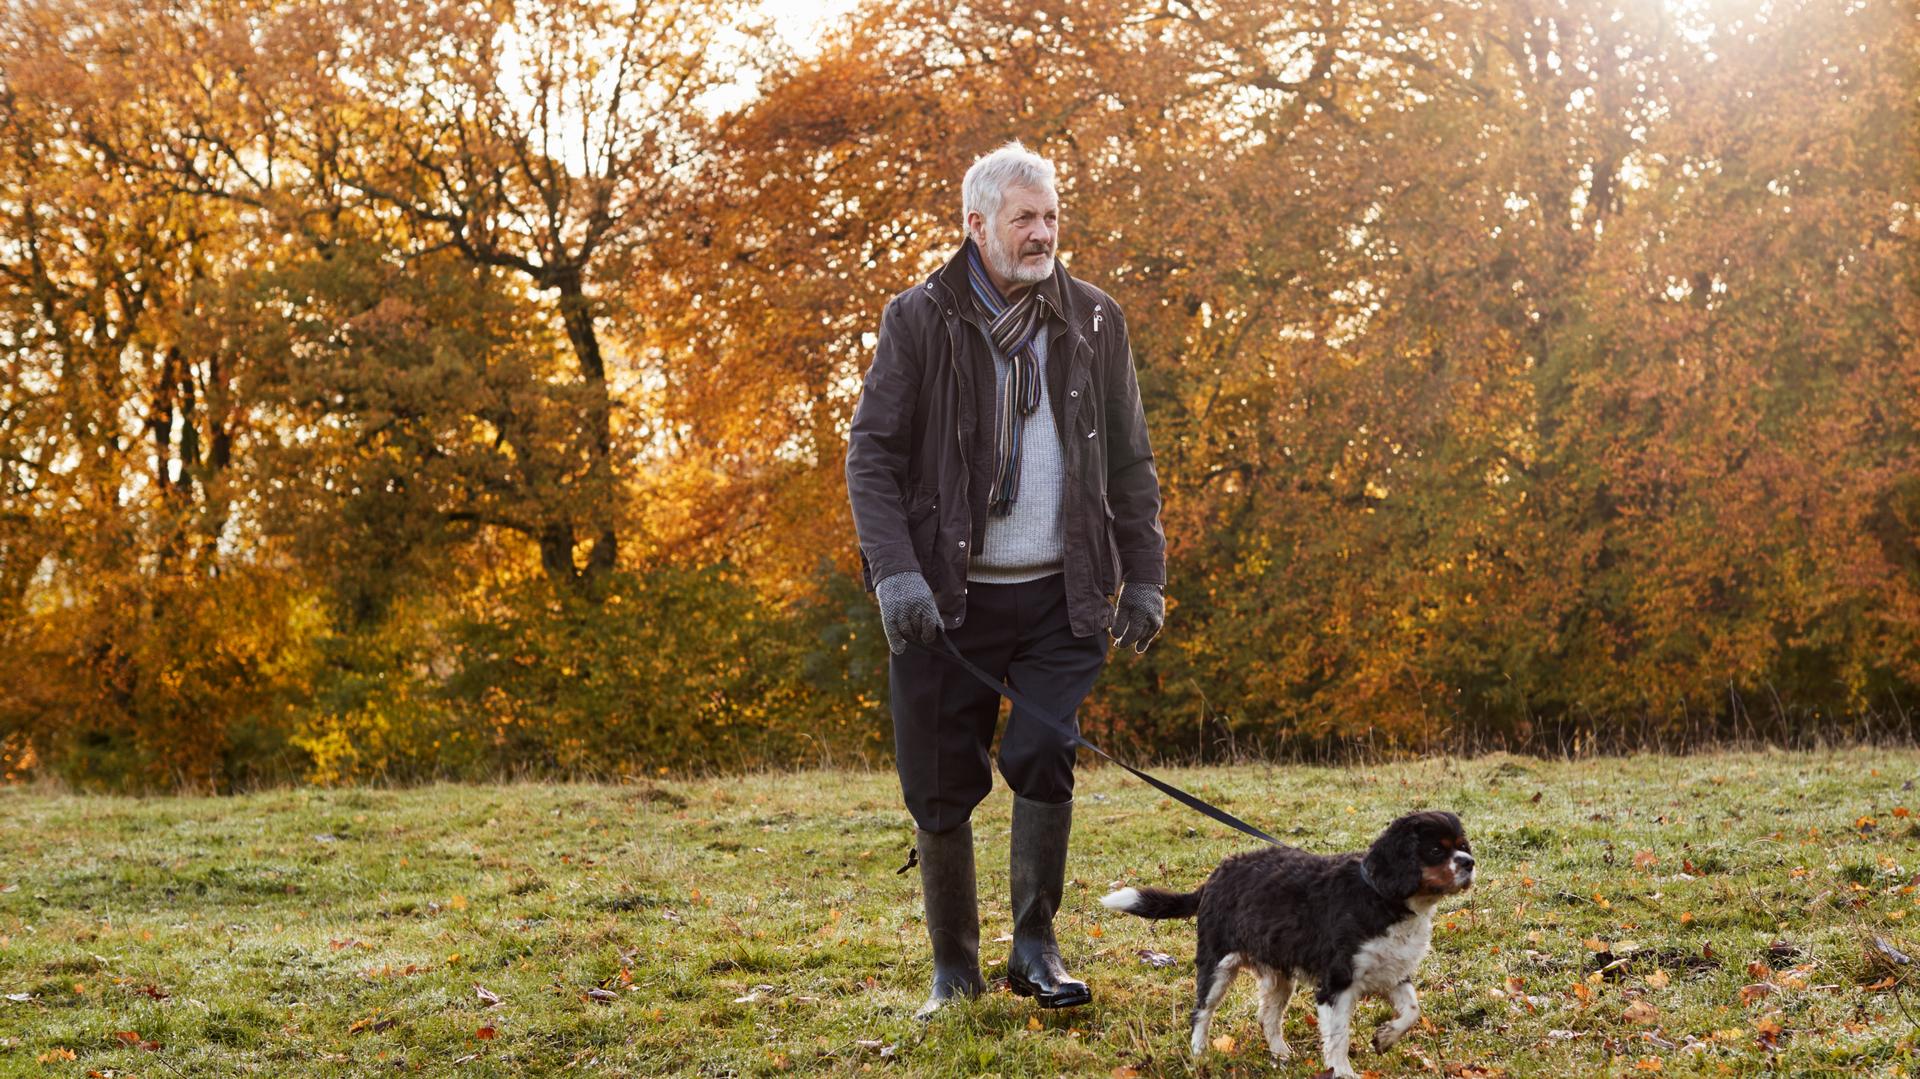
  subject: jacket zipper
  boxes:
[942,310,972,599]
[1093,303,1102,333]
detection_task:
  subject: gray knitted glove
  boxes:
[1111,581,1164,654]
[875,571,942,655]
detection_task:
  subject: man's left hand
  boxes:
[1111,582,1164,654]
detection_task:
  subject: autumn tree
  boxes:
[0,0,1911,787]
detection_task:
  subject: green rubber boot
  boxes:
[913,821,986,1019]
[1006,795,1091,1008]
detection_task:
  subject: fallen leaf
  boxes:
[1739,983,1776,1006]
[1646,970,1670,989]
[1862,976,1897,991]
[1209,1032,1235,1053]
[1136,949,1177,968]
[1871,937,1912,966]
[347,1014,398,1034]
[1622,1000,1660,1024]
[475,984,502,1007]
[475,1026,496,1040]
[1028,1015,1043,1031]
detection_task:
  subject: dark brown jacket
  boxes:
[844,243,1166,638]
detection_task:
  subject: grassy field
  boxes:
[1,749,1917,1077]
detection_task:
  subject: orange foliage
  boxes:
[0,0,1914,785]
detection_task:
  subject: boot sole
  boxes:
[1007,972,1092,1009]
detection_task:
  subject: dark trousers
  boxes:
[889,573,1109,835]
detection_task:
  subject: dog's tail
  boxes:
[1099,884,1203,920]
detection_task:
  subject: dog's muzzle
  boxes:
[1452,851,1476,889]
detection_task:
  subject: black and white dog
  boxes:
[1101,811,1474,1078]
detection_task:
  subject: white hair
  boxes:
[962,140,1057,230]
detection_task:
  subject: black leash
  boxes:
[903,631,1284,853]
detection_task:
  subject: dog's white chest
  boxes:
[1352,908,1434,992]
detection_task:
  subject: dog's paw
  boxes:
[1371,1024,1405,1053]
[1265,1039,1291,1062]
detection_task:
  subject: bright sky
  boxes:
[695,0,863,115]
[764,0,863,53]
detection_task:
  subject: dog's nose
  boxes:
[1455,852,1475,871]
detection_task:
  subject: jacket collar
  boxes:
[931,238,1072,324]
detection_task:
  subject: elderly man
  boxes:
[844,140,1167,1018]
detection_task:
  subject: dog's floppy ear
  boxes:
[1362,817,1423,900]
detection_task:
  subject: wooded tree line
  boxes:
[0,0,1913,789]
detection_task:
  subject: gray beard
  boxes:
[986,235,1055,286]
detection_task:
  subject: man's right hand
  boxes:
[875,571,942,655]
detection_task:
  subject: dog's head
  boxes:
[1361,810,1474,902]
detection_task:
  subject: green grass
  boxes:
[2,749,1918,1076]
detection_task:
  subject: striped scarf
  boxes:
[964,239,1048,517]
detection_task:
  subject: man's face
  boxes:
[968,182,1059,290]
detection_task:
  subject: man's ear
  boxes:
[1362,820,1422,900]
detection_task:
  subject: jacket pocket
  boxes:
[905,485,940,573]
